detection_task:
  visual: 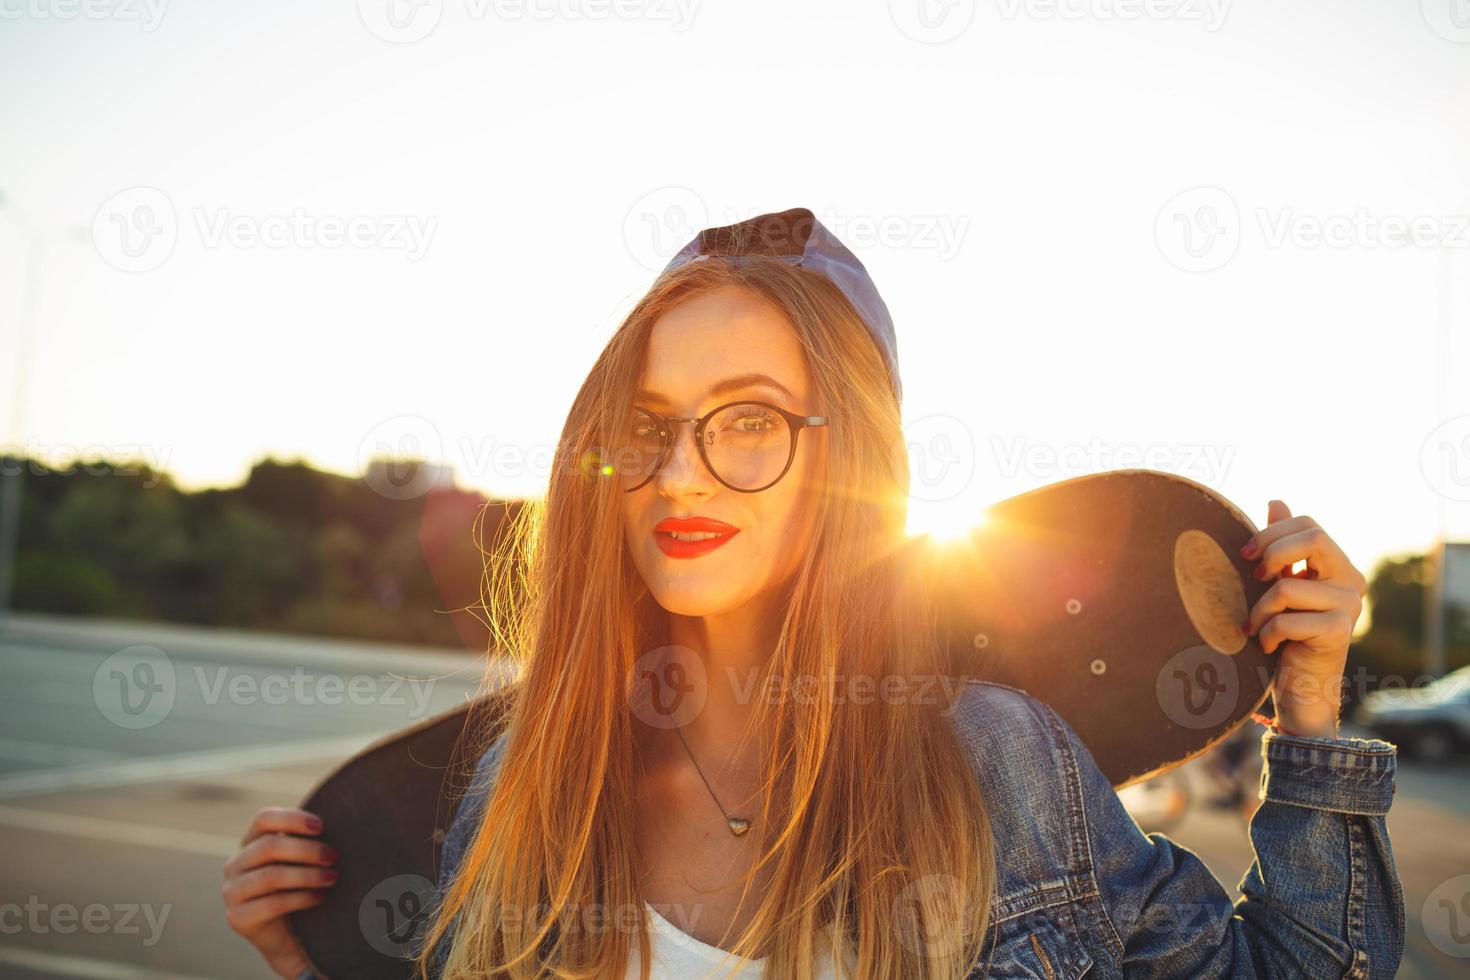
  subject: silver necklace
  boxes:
[672,724,751,837]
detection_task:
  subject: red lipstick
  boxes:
[653,516,740,559]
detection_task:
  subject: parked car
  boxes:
[1352,665,1470,763]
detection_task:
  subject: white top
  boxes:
[627,901,856,979]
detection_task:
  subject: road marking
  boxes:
[190,767,317,796]
[0,641,475,730]
[0,734,374,800]
[0,805,241,856]
[1,611,489,677]
[0,944,222,980]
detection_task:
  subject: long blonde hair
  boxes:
[417,253,997,978]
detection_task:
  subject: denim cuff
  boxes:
[1258,731,1397,816]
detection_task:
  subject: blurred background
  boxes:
[2,1,1468,977]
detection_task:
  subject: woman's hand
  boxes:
[1240,499,1368,739]
[222,806,338,979]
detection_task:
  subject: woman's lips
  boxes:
[652,518,739,559]
[654,529,738,559]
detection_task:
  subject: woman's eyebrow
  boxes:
[635,372,796,406]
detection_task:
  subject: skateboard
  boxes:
[289,468,1278,978]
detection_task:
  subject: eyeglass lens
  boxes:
[615,402,793,491]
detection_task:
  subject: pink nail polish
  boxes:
[1240,541,1257,558]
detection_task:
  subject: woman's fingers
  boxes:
[239,806,322,847]
[1240,502,1308,566]
[222,807,335,978]
[1244,576,1362,639]
[1253,527,1357,584]
[224,888,329,934]
[224,862,339,906]
[225,833,337,878]
[1254,610,1356,657]
[1243,512,1366,592]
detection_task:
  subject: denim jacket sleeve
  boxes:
[1049,699,1405,979]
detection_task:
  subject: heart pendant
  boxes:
[727,817,751,837]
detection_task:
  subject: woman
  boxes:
[223,208,1403,978]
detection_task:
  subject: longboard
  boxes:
[289,468,1277,978]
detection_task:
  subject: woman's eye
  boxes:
[735,409,780,429]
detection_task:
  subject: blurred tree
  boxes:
[1346,552,1469,707]
[40,463,191,618]
[9,453,509,650]
[192,503,305,627]
[11,552,123,615]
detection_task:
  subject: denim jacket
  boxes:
[432,678,1404,978]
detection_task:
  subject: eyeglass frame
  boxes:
[617,400,829,494]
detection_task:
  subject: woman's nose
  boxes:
[656,422,712,489]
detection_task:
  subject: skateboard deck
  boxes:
[289,468,1277,978]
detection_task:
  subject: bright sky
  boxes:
[1,0,1468,585]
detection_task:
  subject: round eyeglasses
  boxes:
[612,400,829,493]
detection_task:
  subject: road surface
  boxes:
[0,613,1464,977]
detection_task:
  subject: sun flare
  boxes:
[905,496,992,542]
